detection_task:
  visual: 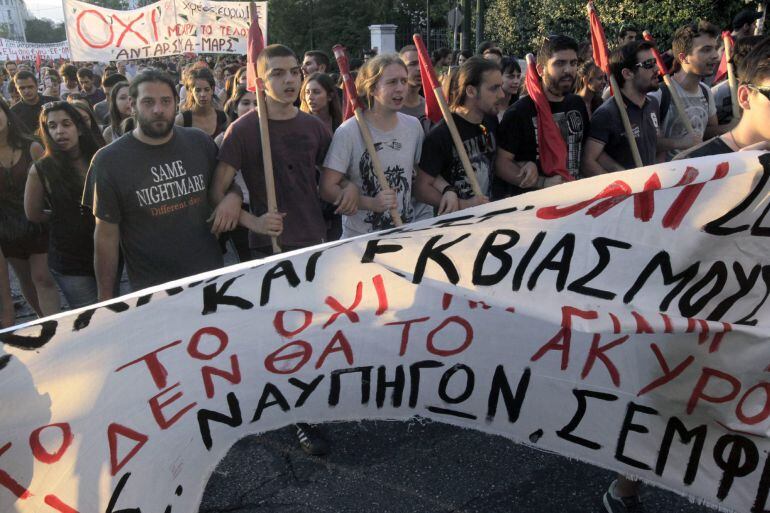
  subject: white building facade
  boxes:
[0,0,29,41]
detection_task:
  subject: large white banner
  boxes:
[2,152,770,512]
[62,0,267,61]
[0,39,70,61]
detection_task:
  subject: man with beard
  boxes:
[416,57,502,213]
[650,21,721,160]
[583,41,662,174]
[90,69,243,297]
[495,34,589,195]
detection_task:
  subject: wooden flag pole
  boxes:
[643,30,696,138]
[724,34,741,123]
[586,3,643,168]
[413,34,484,197]
[332,45,402,226]
[250,5,280,253]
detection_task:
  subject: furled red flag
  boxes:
[333,45,360,121]
[412,34,442,123]
[246,1,265,93]
[714,31,734,84]
[524,56,573,181]
[587,1,610,75]
[34,52,41,73]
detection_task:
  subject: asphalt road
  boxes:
[199,419,716,513]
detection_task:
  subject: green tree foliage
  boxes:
[24,18,66,43]
[268,0,453,62]
[485,0,754,56]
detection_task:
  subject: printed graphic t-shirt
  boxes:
[419,112,498,199]
[90,126,223,291]
[497,94,589,196]
[323,113,424,238]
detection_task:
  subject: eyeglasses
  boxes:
[747,84,770,102]
[636,58,658,70]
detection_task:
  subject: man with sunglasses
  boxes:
[676,38,770,159]
[583,41,661,175]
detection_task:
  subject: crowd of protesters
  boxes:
[0,9,769,510]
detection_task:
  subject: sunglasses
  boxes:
[748,84,770,102]
[636,58,658,70]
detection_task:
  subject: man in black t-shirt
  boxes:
[676,38,770,160]
[583,41,661,174]
[10,71,56,135]
[496,35,589,197]
[91,69,243,297]
[416,57,503,213]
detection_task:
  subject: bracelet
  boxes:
[442,185,459,195]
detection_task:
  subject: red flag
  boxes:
[714,31,734,84]
[246,2,265,93]
[642,32,670,76]
[524,56,573,181]
[412,35,442,123]
[587,1,610,74]
[333,45,360,121]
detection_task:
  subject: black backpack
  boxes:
[658,81,710,124]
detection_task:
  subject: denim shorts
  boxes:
[49,270,98,310]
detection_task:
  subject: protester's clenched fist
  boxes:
[517,161,539,189]
[335,182,359,215]
[256,212,286,237]
[373,189,398,213]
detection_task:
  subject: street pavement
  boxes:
[199,419,716,513]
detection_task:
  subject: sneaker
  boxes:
[295,423,328,456]
[602,480,644,513]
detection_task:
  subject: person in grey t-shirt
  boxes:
[91,69,243,298]
[321,54,424,238]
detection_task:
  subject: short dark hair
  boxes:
[304,50,330,71]
[102,73,127,88]
[13,70,36,84]
[431,47,451,65]
[732,35,765,80]
[76,67,94,80]
[537,34,579,68]
[501,57,521,75]
[672,21,720,61]
[609,40,655,88]
[619,26,639,39]
[477,40,496,54]
[129,68,178,101]
[738,37,770,86]
[257,44,298,78]
[59,63,77,81]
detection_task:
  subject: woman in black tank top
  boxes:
[24,101,102,310]
[175,67,228,139]
[0,98,57,320]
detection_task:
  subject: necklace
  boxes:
[728,129,744,150]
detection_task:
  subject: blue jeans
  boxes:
[50,270,98,310]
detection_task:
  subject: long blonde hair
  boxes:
[354,54,407,110]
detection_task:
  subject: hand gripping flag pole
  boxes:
[247,2,281,253]
[643,30,697,138]
[588,1,643,168]
[412,33,485,197]
[332,44,403,226]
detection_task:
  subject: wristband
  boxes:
[442,185,459,195]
